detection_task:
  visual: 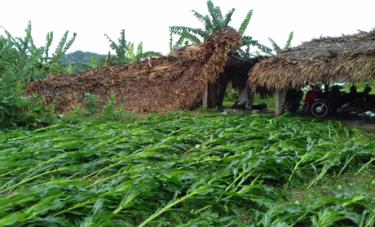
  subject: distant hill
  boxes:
[62,51,108,73]
[62,51,107,64]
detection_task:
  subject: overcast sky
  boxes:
[1,0,374,55]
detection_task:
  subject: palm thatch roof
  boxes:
[26,28,241,113]
[249,31,375,89]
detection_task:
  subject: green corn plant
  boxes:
[105,29,161,65]
[0,113,374,225]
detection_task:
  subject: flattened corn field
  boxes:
[0,113,374,226]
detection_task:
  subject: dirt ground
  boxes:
[344,121,375,131]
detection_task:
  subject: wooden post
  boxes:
[202,83,208,108]
[202,82,220,109]
[274,89,285,116]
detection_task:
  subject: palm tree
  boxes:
[105,29,161,65]
[169,0,271,58]
[268,31,294,54]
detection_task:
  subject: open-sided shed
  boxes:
[249,30,375,115]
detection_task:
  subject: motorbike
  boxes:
[310,88,375,118]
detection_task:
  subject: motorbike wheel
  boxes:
[311,101,329,118]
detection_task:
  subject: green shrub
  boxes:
[62,92,136,123]
[0,94,56,129]
[83,92,101,115]
[97,95,137,123]
[99,92,119,120]
[225,87,239,102]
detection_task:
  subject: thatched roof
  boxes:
[250,31,375,89]
[26,28,241,113]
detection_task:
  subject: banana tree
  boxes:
[268,31,294,54]
[169,0,272,58]
[105,29,161,65]
[1,21,76,83]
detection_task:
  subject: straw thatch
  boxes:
[250,31,375,89]
[26,28,241,113]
